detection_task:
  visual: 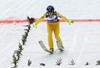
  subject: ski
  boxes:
[38,40,64,54]
[38,40,54,54]
[56,40,64,51]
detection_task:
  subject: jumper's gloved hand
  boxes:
[33,23,37,28]
[68,20,74,25]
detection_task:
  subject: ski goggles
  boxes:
[48,10,53,13]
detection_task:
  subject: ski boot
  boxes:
[59,46,64,52]
[49,48,54,54]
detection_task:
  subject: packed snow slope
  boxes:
[0,0,100,68]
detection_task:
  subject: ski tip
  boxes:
[38,40,42,43]
[56,40,60,43]
[56,41,58,43]
[38,41,40,43]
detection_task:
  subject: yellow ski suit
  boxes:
[35,12,70,49]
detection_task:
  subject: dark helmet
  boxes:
[46,5,54,11]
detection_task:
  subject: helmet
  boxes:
[46,5,54,11]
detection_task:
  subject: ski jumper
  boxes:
[35,11,70,49]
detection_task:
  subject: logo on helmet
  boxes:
[47,5,54,11]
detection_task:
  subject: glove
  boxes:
[68,20,74,25]
[33,23,37,28]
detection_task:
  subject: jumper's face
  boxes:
[48,11,53,16]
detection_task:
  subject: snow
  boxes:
[0,0,100,68]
